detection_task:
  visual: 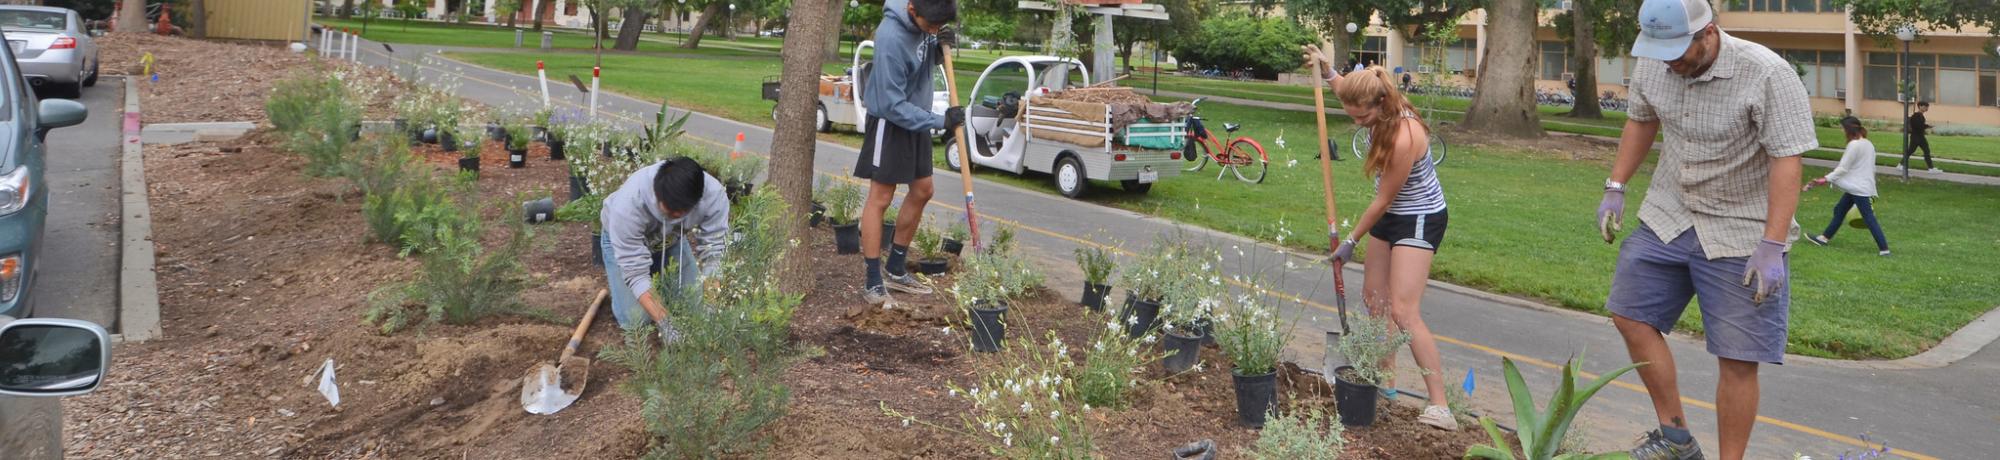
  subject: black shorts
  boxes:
[1368,210,1448,252]
[854,115,933,185]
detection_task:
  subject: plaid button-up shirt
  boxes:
[1627,32,1818,259]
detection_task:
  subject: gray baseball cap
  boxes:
[1630,0,1714,61]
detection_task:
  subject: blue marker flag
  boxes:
[1462,368,1476,395]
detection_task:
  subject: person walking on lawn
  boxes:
[600,157,730,342]
[1900,101,1938,174]
[1309,49,1460,431]
[1598,0,1817,458]
[852,0,965,307]
[1806,118,1890,256]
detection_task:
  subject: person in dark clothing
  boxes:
[852,0,964,307]
[1901,101,1938,174]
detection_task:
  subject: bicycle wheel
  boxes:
[1185,139,1212,172]
[1226,138,1268,184]
[1350,126,1371,161]
[1429,132,1448,166]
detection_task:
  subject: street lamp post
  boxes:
[677,0,686,46]
[1345,22,1359,71]
[1896,25,1915,175]
[728,3,737,41]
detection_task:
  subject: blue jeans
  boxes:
[1821,194,1888,251]
[600,235,699,330]
[1606,225,1790,364]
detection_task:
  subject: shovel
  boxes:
[1304,45,1351,336]
[521,289,608,415]
[939,34,984,251]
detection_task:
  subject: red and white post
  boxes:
[348,29,360,62]
[588,66,601,119]
[536,61,551,108]
[731,132,745,159]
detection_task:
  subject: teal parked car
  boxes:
[0,26,88,319]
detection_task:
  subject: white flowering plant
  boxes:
[1075,310,1160,409]
[1117,237,1183,302]
[1214,286,1291,376]
[887,332,1095,459]
[1155,241,1222,336]
[1335,312,1410,387]
[951,250,1016,311]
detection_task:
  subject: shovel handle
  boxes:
[939,43,983,250]
[560,289,609,361]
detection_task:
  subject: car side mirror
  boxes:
[0,318,110,397]
[37,99,86,131]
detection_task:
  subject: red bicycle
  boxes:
[1181,97,1269,184]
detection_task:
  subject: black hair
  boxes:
[911,0,957,26]
[653,157,706,212]
[1916,101,1929,108]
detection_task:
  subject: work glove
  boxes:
[657,318,683,345]
[940,106,966,144]
[935,27,957,48]
[1597,188,1625,243]
[1331,236,1356,265]
[1743,239,1788,305]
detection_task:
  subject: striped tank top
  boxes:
[1378,113,1447,215]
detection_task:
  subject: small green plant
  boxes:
[361,172,459,251]
[817,181,863,225]
[989,225,1018,255]
[1156,241,1222,335]
[887,332,1095,459]
[1074,310,1158,408]
[721,154,765,189]
[531,108,553,132]
[1215,288,1290,377]
[1447,381,1479,429]
[504,121,531,151]
[914,224,945,260]
[1335,312,1411,387]
[951,250,1013,310]
[945,221,970,243]
[266,68,343,133]
[555,194,604,229]
[640,99,692,153]
[1463,353,1645,460]
[1074,244,1114,286]
[1251,404,1347,460]
[363,207,533,333]
[882,205,900,225]
[1119,236,1183,302]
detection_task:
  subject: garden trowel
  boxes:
[521,289,608,415]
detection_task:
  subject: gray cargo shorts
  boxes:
[1607,224,1791,364]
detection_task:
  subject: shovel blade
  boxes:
[520,358,589,415]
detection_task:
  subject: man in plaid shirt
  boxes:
[1595,0,1818,458]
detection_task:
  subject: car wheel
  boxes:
[83,59,98,87]
[815,104,830,133]
[1120,179,1153,194]
[946,142,964,171]
[1054,156,1086,198]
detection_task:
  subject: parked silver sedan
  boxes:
[0,6,98,99]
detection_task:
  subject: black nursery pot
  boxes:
[421,127,439,144]
[1196,317,1216,346]
[1232,369,1279,428]
[532,126,549,142]
[880,223,897,253]
[726,183,753,203]
[1333,366,1379,427]
[916,258,949,275]
[508,148,528,168]
[392,118,408,134]
[1161,329,1204,373]
[1080,282,1109,311]
[590,232,604,266]
[833,223,862,254]
[439,132,458,151]
[808,202,826,227]
[968,302,1009,353]
[486,122,506,141]
[348,122,362,141]
[1121,296,1162,339]
[942,238,964,256]
[523,197,555,224]
[548,139,566,160]
[457,156,480,175]
[568,175,589,201]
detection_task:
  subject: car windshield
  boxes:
[0,11,67,32]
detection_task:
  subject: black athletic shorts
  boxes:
[1368,210,1449,252]
[854,115,933,185]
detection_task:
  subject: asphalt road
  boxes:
[352,40,1998,458]
[27,82,122,328]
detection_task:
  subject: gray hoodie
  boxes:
[863,0,945,133]
[600,162,730,299]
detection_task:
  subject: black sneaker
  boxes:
[1629,429,1704,460]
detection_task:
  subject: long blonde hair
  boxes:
[1334,66,1425,177]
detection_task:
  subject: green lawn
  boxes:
[445,48,1998,360]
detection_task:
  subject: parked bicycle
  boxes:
[1181,97,1269,183]
[1350,124,1448,166]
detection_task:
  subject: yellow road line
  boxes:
[380,48,1935,459]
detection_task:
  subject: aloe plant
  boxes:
[641,99,692,153]
[1465,353,1644,460]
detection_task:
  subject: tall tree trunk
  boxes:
[1564,2,1603,119]
[117,0,145,34]
[1462,0,1544,137]
[613,6,649,50]
[822,0,845,60]
[340,0,355,19]
[191,0,206,38]
[532,0,547,32]
[505,0,519,28]
[681,2,723,49]
[1325,15,1353,71]
[771,0,837,293]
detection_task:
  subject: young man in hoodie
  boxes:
[853,0,964,306]
[600,157,730,342]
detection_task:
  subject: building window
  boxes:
[565,0,577,15]
[1777,49,1844,98]
[1540,42,1569,81]
[1728,0,1833,12]
[1865,51,2000,106]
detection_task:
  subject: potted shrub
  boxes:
[879,205,899,252]
[953,250,1015,353]
[531,108,553,142]
[1074,245,1114,311]
[1333,312,1411,427]
[942,222,969,256]
[456,126,481,175]
[913,225,949,275]
[807,181,828,228]
[1215,291,1291,428]
[485,120,507,143]
[721,155,764,204]
[820,182,864,254]
[545,114,571,160]
[438,123,462,153]
[504,122,531,168]
[1117,238,1179,339]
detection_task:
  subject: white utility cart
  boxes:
[762,40,948,135]
[947,56,1186,197]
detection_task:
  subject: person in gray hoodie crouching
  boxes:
[599,157,729,342]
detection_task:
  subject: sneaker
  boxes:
[1929,168,1943,174]
[1879,250,1892,257]
[862,286,896,307]
[1805,235,1829,246]
[885,271,935,295]
[1629,429,1705,460]
[1418,405,1460,431]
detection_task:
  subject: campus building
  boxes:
[331,1,723,35]
[1342,1,2000,126]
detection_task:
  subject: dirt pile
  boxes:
[97,34,397,124]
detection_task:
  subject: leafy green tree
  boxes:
[1286,0,1374,71]
[1836,0,2000,45]
[1172,13,1313,79]
[395,0,425,31]
[495,0,520,27]
[1553,0,1639,118]
[1113,0,1212,73]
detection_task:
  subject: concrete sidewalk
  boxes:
[350,41,1995,458]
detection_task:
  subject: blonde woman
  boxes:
[1310,49,1458,431]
